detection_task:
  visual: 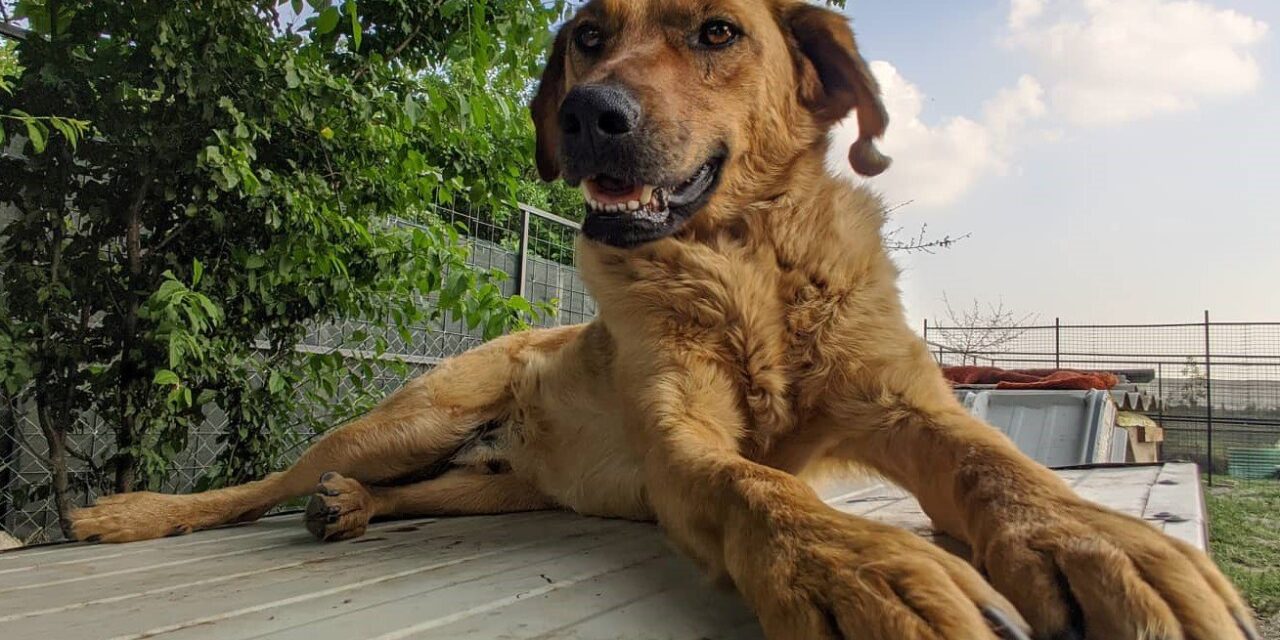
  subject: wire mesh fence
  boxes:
[0,202,594,544]
[924,315,1280,485]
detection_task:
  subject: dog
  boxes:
[71,1,1259,638]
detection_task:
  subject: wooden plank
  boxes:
[1142,462,1207,549]
[253,535,672,640]
[151,527,661,640]
[0,520,298,566]
[0,516,499,619]
[474,555,758,640]
[1073,464,1161,518]
[0,464,1207,640]
[832,484,910,518]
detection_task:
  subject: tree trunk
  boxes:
[115,174,152,494]
[35,401,73,539]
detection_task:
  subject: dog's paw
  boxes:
[305,471,374,542]
[70,492,197,543]
[733,514,1030,640]
[977,499,1259,640]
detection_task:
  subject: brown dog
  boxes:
[71,1,1259,638]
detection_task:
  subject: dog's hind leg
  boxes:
[70,327,582,543]
[302,469,555,541]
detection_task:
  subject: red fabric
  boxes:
[942,366,1119,391]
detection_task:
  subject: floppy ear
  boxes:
[530,27,572,182]
[785,3,891,177]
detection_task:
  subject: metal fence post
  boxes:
[1156,362,1164,420]
[0,395,13,530]
[1054,317,1061,370]
[516,206,530,299]
[1204,310,1213,486]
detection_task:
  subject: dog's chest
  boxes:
[664,253,852,442]
[594,241,862,445]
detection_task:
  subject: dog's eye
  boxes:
[699,20,739,48]
[575,25,604,52]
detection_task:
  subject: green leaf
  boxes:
[192,259,204,287]
[268,371,286,394]
[315,7,340,35]
[484,312,508,341]
[25,119,47,153]
[169,337,184,368]
[49,118,78,150]
[153,369,180,386]
[345,1,362,50]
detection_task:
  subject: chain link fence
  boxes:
[924,316,1280,485]
[0,202,594,543]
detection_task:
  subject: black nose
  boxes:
[559,84,641,143]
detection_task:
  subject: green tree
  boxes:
[0,0,564,537]
[0,26,88,151]
[1179,358,1208,410]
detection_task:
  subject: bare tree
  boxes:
[881,201,971,255]
[930,294,1039,366]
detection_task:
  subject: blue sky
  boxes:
[826,0,1278,325]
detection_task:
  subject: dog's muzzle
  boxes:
[558,84,725,248]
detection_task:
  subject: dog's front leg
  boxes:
[828,356,1260,639]
[635,362,1027,640]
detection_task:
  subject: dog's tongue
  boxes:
[586,176,643,205]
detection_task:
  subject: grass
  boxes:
[1205,477,1280,633]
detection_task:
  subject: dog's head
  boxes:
[531,0,889,248]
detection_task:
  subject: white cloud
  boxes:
[828,0,1267,209]
[1007,0,1269,126]
[828,62,1047,208]
[1009,0,1046,29]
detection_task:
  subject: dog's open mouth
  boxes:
[579,155,724,248]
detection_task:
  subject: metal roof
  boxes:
[0,463,1204,640]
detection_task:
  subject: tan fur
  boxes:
[72,1,1258,638]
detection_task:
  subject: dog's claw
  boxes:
[1237,614,1261,640]
[982,606,1030,640]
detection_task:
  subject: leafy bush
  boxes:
[0,0,566,536]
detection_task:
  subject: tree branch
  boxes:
[353,24,422,81]
[932,293,1039,365]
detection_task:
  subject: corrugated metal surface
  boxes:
[1226,448,1280,479]
[957,390,1124,466]
[0,464,1204,640]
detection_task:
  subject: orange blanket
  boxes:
[942,366,1119,391]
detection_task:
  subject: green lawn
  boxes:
[1205,478,1280,635]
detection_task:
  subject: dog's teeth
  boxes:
[640,185,655,205]
[627,200,640,211]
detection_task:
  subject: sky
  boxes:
[824,0,1279,327]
